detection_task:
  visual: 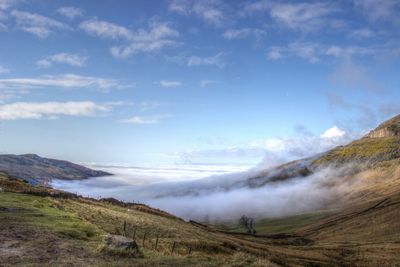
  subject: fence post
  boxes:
[171,241,176,254]
[132,228,137,240]
[142,232,147,247]
[155,234,159,250]
[123,221,127,236]
[188,245,192,255]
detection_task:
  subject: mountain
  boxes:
[0,154,111,185]
[248,114,400,188]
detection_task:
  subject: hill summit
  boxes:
[366,114,400,138]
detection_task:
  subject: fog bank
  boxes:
[52,163,358,221]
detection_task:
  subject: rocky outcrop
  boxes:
[366,128,398,138]
[365,114,400,138]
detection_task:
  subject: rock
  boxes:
[102,234,141,257]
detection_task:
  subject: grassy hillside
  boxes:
[312,137,400,167]
[2,169,400,266]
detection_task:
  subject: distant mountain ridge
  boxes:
[0,154,111,185]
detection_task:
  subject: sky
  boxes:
[0,0,399,167]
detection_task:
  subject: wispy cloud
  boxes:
[80,19,180,58]
[120,114,172,125]
[79,19,133,40]
[271,2,341,32]
[0,74,121,90]
[244,1,342,33]
[266,47,283,60]
[36,53,87,68]
[352,0,400,23]
[222,28,266,40]
[0,65,9,74]
[266,42,378,63]
[57,6,84,19]
[11,10,71,38]
[169,0,228,27]
[0,101,110,120]
[187,52,226,68]
[349,28,375,39]
[156,80,182,88]
[0,0,19,10]
[111,22,180,58]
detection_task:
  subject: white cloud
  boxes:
[169,0,227,27]
[250,126,353,159]
[349,28,375,39]
[111,22,180,58]
[289,42,320,63]
[79,19,133,40]
[353,0,400,23]
[120,114,171,125]
[36,53,87,68]
[0,0,19,10]
[222,28,266,40]
[80,19,180,58]
[111,39,178,58]
[244,1,341,33]
[266,47,283,60]
[0,66,9,74]
[0,74,120,90]
[187,52,226,68]
[157,80,182,88]
[266,43,320,63]
[267,42,378,63]
[0,101,110,120]
[178,126,354,166]
[11,10,71,38]
[270,2,339,32]
[320,126,345,138]
[57,6,84,19]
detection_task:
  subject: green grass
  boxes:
[211,210,339,234]
[0,191,102,241]
[313,137,400,166]
[253,210,339,234]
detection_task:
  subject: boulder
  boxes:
[104,234,138,250]
[101,234,141,257]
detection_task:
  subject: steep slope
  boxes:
[248,114,400,188]
[0,154,110,185]
[365,114,400,138]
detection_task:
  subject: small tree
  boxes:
[238,215,256,235]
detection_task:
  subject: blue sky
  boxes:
[0,0,399,166]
